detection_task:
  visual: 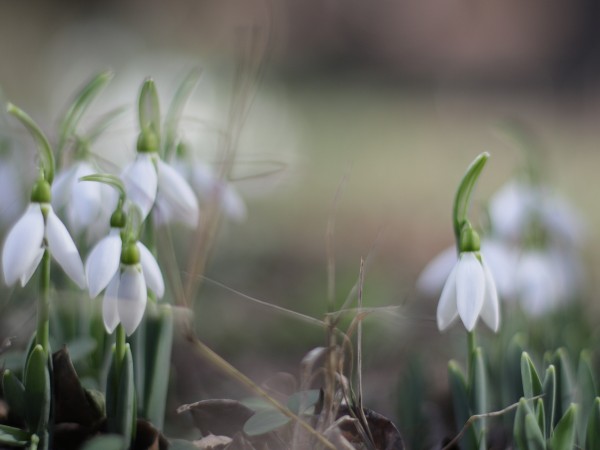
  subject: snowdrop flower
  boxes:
[172,152,246,223]
[52,161,117,237]
[2,178,86,288]
[436,227,500,332]
[417,239,516,300]
[101,241,154,335]
[85,211,164,300]
[489,180,585,246]
[121,130,199,227]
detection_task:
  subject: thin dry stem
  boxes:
[184,332,337,450]
[441,394,545,450]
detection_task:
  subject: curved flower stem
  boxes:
[467,330,476,382]
[115,324,126,375]
[36,250,51,353]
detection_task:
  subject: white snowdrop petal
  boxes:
[85,231,122,298]
[102,273,120,333]
[51,166,76,209]
[73,163,102,227]
[157,160,199,227]
[2,204,45,286]
[190,163,215,194]
[517,252,558,317]
[117,265,147,336]
[46,208,86,289]
[456,253,485,331]
[122,154,158,220]
[480,260,500,332]
[489,181,530,240]
[437,263,459,331]
[20,248,44,287]
[137,242,164,298]
[417,246,457,297]
[222,185,247,222]
[480,240,517,300]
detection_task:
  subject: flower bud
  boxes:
[30,178,51,203]
[121,241,140,265]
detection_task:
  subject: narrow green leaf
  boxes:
[586,397,600,450]
[23,345,50,434]
[534,398,546,441]
[578,350,597,444]
[143,305,173,430]
[514,398,534,450]
[138,78,161,136]
[128,316,146,414]
[163,68,201,159]
[549,404,578,450]
[525,413,546,450]
[243,408,290,436]
[452,152,489,242]
[521,352,543,399]
[116,345,136,446]
[57,70,113,152]
[448,360,478,450]
[0,424,31,447]
[6,104,54,184]
[85,105,128,144]
[552,348,574,423]
[544,365,557,436]
[470,347,487,450]
[2,370,26,420]
[80,435,126,450]
[105,346,118,431]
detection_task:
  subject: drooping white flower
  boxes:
[122,153,158,220]
[436,252,500,332]
[96,237,163,336]
[154,159,200,227]
[122,153,199,227]
[188,162,246,222]
[489,180,585,246]
[102,263,147,335]
[85,229,164,299]
[2,202,86,288]
[417,239,516,300]
[52,161,117,238]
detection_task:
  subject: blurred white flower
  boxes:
[173,159,246,223]
[2,202,85,288]
[417,239,516,300]
[52,161,117,238]
[489,180,585,246]
[437,251,500,332]
[122,153,199,227]
[102,263,147,336]
[122,153,157,220]
[85,228,164,299]
[0,155,28,227]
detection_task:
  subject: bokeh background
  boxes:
[2,0,600,441]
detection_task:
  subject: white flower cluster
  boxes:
[418,179,585,327]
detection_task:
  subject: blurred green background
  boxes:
[2,0,600,433]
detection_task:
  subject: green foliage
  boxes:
[242,389,320,436]
[143,305,173,431]
[0,424,31,447]
[452,152,489,245]
[23,346,50,440]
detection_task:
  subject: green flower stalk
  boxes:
[2,106,86,354]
